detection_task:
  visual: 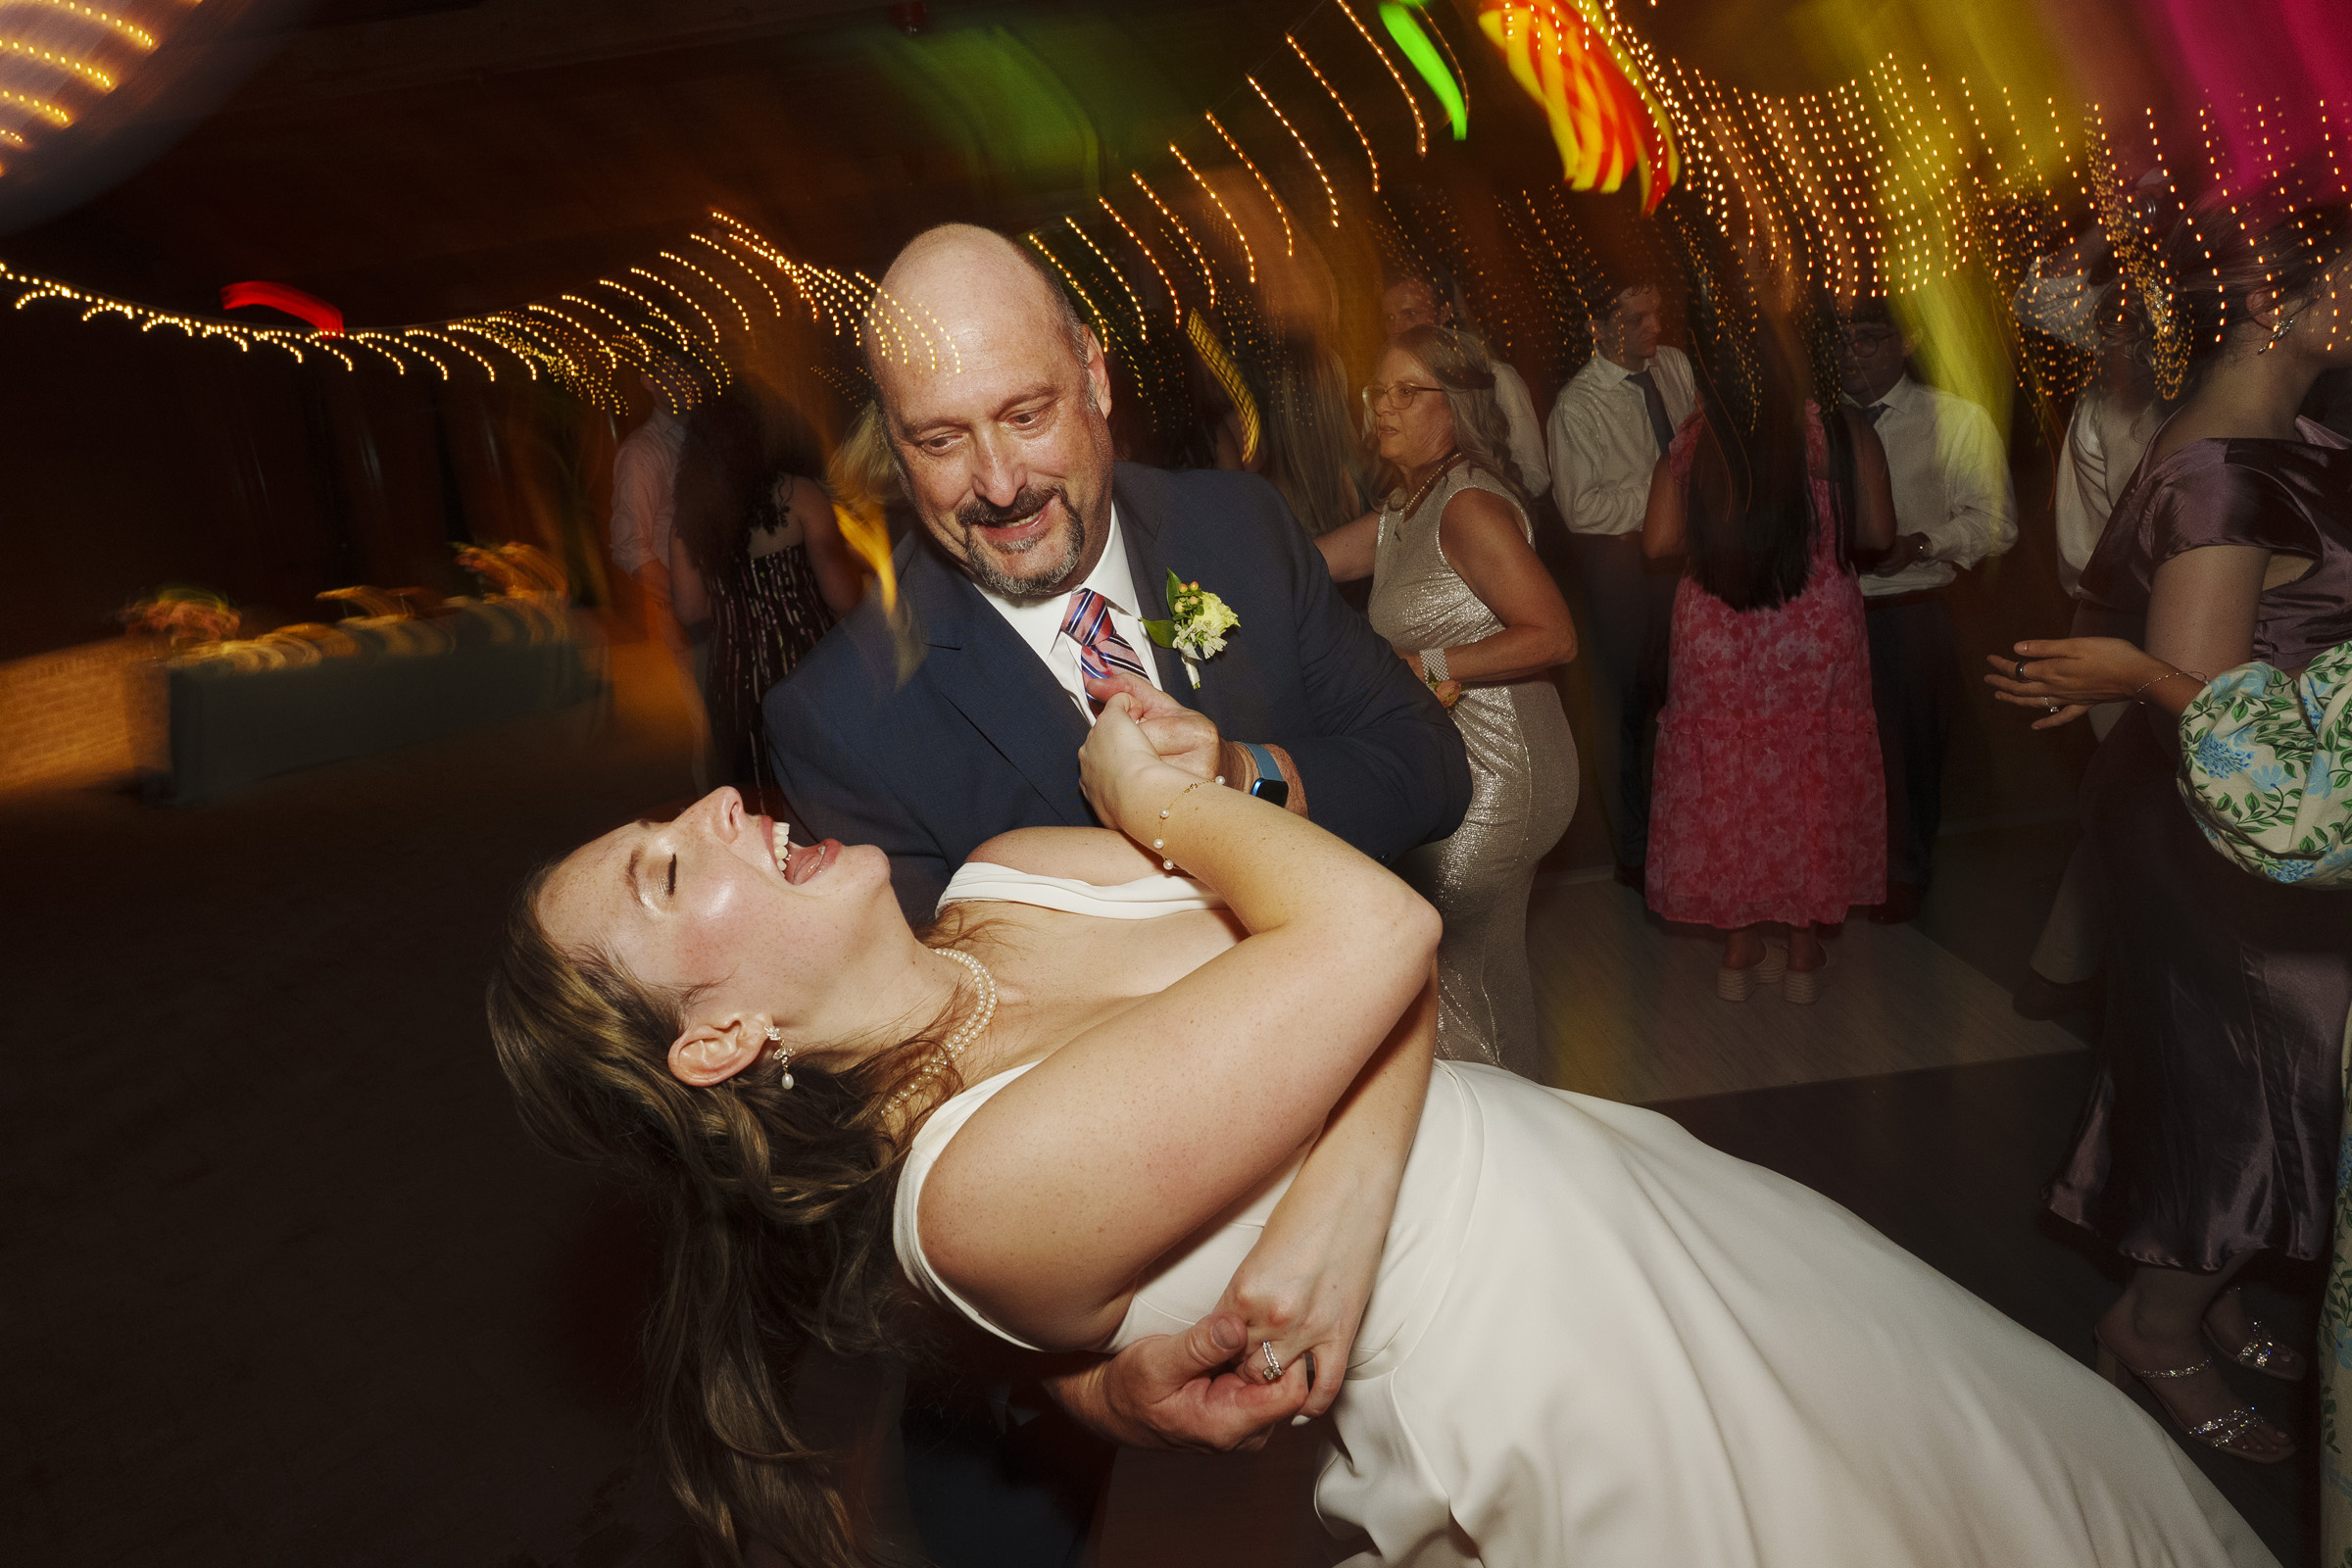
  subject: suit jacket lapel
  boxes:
[1116,469,1197,700]
[906,543,1094,823]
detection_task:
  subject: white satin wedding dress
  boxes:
[895,863,2275,1567]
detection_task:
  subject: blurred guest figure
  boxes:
[669,387,861,790]
[1642,300,1896,1002]
[1838,299,2018,923]
[1383,271,1548,496]
[1192,316,1367,536]
[1984,193,2352,1465]
[609,367,691,650]
[1319,323,1578,1075]
[1546,264,1693,888]
[2011,213,2165,1016]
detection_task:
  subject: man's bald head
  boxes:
[872,224,1091,400]
[869,223,1119,602]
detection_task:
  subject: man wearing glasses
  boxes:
[1838,298,2018,923]
[1544,263,1694,891]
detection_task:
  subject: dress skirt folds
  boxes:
[2045,710,2352,1268]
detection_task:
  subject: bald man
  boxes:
[760,222,1468,1558]
[767,224,1468,920]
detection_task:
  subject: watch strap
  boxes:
[1240,741,1282,793]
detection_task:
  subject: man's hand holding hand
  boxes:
[1084,671,1225,781]
[1042,1310,1312,1452]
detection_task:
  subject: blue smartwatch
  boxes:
[1240,741,1290,808]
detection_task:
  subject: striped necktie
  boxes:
[1061,586,1152,691]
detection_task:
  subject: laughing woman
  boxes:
[487,699,2272,1568]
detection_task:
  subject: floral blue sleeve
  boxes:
[2176,640,2352,887]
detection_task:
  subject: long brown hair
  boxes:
[1368,323,1531,509]
[484,861,981,1567]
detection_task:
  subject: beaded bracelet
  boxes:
[1150,775,1224,870]
[2131,666,2211,703]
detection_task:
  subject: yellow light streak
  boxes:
[1206,111,1294,257]
[691,231,783,319]
[0,37,113,88]
[1062,217,1150,343]
[1290,34,1378,190]
[1171,143,1256,284]
[661,248,754,332]
[1,0,154,50]
[1249,76,1338,227]
[1132,171,1216,307]
[628,265,720,344]
[1097,196,1181,323]
[0,87,73,124]
[1335,0,1425,156]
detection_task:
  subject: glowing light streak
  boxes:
[1098,196,1182,323]
[1187,311,1258,466]
[342,333,413,374]
[1064,216,1151,342]
[1023,230,1127,359]
[595,277,702,362]
[0,0,153,49]
[1248,76,1338,227]
[1171,142,1256,284]
[628,266,719,343]
[0,86,73,124]
[0,37,112,87]
[1476,2,1678,214]
[1206,111,1295,258]
[444,322,540,380]
[1337,0,1426,155]
[523,303,617,364]
[1132,171,1216,306]
[662,248,754,332]
[1290,35,1380,191]
[691,231,783,319]
[386,333,453,379]
[1377,4,1464,141]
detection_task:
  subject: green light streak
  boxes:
[1379,3,1465,141]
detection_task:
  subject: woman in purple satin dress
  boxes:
[2044,190,2352,1465]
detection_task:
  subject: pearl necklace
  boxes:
[885,946,997,1113]
[1394,450,1462,521]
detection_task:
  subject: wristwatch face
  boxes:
[1248,776,1290,808]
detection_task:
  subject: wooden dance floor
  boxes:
[0,640,2314,1567]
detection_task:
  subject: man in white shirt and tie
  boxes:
[1545,268,1694,887]
[1838,299,2019,923]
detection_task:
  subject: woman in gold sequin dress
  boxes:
[1319,324,1579,1076]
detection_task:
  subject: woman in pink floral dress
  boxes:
[1641,308,1895,1002]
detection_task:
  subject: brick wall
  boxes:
[0,638,168,794]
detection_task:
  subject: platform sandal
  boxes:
[2093,1335,2296,1464]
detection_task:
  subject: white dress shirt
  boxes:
[1489,361,1550,498]
[2053,391,2159,599]
[975,505,1166,723]
[1544,345,1696,536]
[1850,374,2018,598]
[609,410,685,575]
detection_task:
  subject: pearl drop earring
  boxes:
[765,1023,794,1089]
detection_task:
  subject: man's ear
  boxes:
[1082,327,1113,418]
[668,1014,771,1087]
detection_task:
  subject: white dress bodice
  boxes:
[890,861,2275,1568]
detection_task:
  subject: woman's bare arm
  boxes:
[2144,544,2268,677]
[792,478,868,618]
[1640,454,1683,559]
[1846,413,1897,553]
[1316,512,1379,583]
[1416,488,1576,682]
[920,706,1441,1351]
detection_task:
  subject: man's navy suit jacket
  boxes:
[764,463,1473,921]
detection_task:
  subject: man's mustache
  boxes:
[956,487,1065,535]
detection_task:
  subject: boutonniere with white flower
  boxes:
[1141,570,1239,690]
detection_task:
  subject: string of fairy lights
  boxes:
[2,0,2344,438]
[0,0,184,174]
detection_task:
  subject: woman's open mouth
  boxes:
[760,816,839,885]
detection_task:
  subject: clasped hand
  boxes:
[1982,636,2174,730]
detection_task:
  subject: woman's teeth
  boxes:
[775,822,793,874]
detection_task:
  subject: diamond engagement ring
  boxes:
[1260,1341,1284,1384]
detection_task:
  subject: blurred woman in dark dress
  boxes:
[670,387,863,790]
[2012,189,2352,1466]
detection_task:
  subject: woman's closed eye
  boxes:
[666,855,677,898]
